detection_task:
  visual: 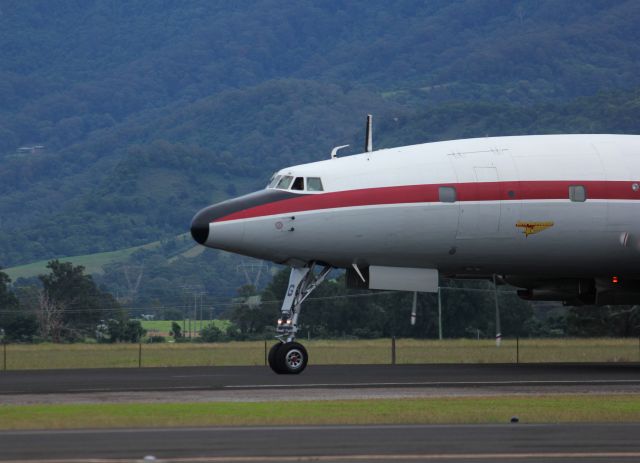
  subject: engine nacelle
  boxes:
[509,277,596,305]
[510,276,640,306]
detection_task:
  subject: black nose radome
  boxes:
[190,189,299,246]
[190,221,209,245]
[190,210,210,245]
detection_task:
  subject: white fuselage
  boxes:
[194,134,640,279]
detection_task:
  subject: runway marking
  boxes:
[57,386,207,393]
[5,452,640,462]
[224,379,640,389]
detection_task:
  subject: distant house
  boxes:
[17,145,45,154]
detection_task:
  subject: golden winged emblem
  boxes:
[516,221,554,237]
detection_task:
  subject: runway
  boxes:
[1,363,640,396]
[1,423,640,462]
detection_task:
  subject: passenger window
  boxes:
[439,186,457,203]
[569,185,586,202]
[291,177,305,191]
[276,176,293,190]
[267,175,281,188]
[307,177,324,191]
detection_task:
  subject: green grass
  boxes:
[1,338,639,370]
[1,395,639,430]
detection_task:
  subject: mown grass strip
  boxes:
[3,338,640,370]
[1,395,640,430]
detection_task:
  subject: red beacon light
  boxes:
[612,276,619,284]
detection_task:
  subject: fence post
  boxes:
[3,341,6,371]
[264,339,267,366]
[391,336,396,365]
[516,337,519,364]
[138,342,142,368]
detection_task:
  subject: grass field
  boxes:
[1,395,639,430]
[1,338,639,370]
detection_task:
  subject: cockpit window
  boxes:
[275,175,293,190]
[291,177,305,191]
[267,175,281,188]
[307,177,323,191]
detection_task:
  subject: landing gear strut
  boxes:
[269,262,331,374]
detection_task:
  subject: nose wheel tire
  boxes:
[268,343,283,372]
[268,342,308,374]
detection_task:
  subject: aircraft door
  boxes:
[456,166,501,239]
[593,142,631,231]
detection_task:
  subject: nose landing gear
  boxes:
[269,262,331,374]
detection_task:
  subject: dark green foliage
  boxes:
[164,309,184,321]
[199,323,226,343]
[96,246,248,306]
[170,321,183,340]
[39,260,120,340]
[2,314,38,343]
[105,317,146,343]
[0,270,19,317]
[567,305,640,337]
[0,269,38,341]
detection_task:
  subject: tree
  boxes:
[36,289,64,342]
[2,314,38,342]
[229,285,275,337]
[170,321,183,339]
[199,323,226,342]
[105,316,146,343]
[38,260,119,340]
[0,269,38,342]
[0,270,17,329]
[567,305,640,337]
[124,320,146,342]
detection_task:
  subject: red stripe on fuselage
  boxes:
[212,180,639,223]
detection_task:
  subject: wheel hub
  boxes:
[285,349,303,369]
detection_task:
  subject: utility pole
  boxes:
[193,292,197,337]
[437,286,443,340]
[181,285,204,339]
[410,292,417,326]
[493,275,501,347]
[200,293,204,332]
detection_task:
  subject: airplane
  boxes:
[191,115,640,374]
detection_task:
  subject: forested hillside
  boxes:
[1,0,639,288]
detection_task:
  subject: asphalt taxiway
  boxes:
[1,423,640,462]
[1,363,639,396]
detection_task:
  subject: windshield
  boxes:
[275,175,293,190]
[267,174,281,188]
[267,174,325,192]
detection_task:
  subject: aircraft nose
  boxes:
[190,189,295,247]
[190,209,211,245]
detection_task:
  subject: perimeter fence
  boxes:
[1,338,640,371]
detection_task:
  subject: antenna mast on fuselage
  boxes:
[365,114,373,153]
[330,114,373,159]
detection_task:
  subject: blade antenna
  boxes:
[365,114,373,153]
